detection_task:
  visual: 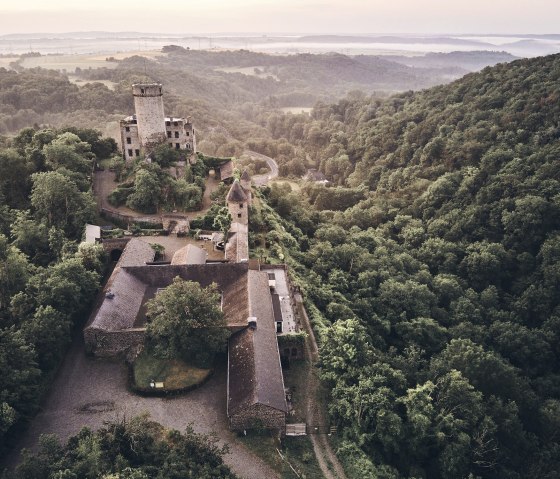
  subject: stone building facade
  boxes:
[119,83,196,161]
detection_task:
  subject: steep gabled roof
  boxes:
[227,270,288,416]
[219,160,234,181]
[85,238,154,332]
[226,180,248,203]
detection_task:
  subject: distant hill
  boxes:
[297,35,493,46]
[384,50,518,72]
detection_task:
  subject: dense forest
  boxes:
[259,53,560,478]
[0,127,115,459]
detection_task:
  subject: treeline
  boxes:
[10,415,237,478]
[0,127,116,459]
[262,54,560,478]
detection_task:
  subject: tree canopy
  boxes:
[145,278,228,368]
[13,415,237,479]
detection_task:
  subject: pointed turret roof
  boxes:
[227,180,248,203]
[240,169,251,181]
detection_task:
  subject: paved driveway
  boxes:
[8,337,278,479]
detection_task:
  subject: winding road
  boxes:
[245,150,279,186]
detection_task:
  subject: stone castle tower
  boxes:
[132,83,167,148]
[120,83,196,161]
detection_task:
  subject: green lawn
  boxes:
[239,433,323,479]
[132,351,211,391]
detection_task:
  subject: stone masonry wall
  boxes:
[84,327,145,360]
[227,201,248,226]
[229,403,286,431]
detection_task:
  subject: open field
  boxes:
[68,75,117,90]
[0,56,18,68]
[271,179,302,192]
[216,65,280,81]
[280,106,313,114]
[20,54,119,71]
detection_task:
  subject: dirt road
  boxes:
[245,150,279,187]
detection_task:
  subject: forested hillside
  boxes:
[262,54,560,478]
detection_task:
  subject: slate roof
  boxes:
[226,222,249,264]
[86,240,250,332]
[85,238,154,332]
[119,238,156,267]
[171,244,207,265]
[304,168,328,182]
[227,270,287,416]
[219,160,234,181]
[240,169,251,181]
[226,180,248,203]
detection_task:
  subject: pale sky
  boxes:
[1,0,559,35]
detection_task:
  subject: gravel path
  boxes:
[6,336,279,479]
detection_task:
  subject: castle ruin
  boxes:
[119,83,196,161]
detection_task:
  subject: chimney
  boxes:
[247,317,257,329]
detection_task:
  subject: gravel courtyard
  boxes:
[9,336,279,479]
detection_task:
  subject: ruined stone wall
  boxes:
[84,327,145,360]
[133,84,167,149]
[120,122,141,161]
[229,403,286,431]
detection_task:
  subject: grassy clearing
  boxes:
[271,179,302,192]
[215,65,280,81]
[239,432,323,479]
[133,350,211,391]
[20,54,119,72]
[280,107,313,114]
[0,57,18,68]
[68,75,117,90]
